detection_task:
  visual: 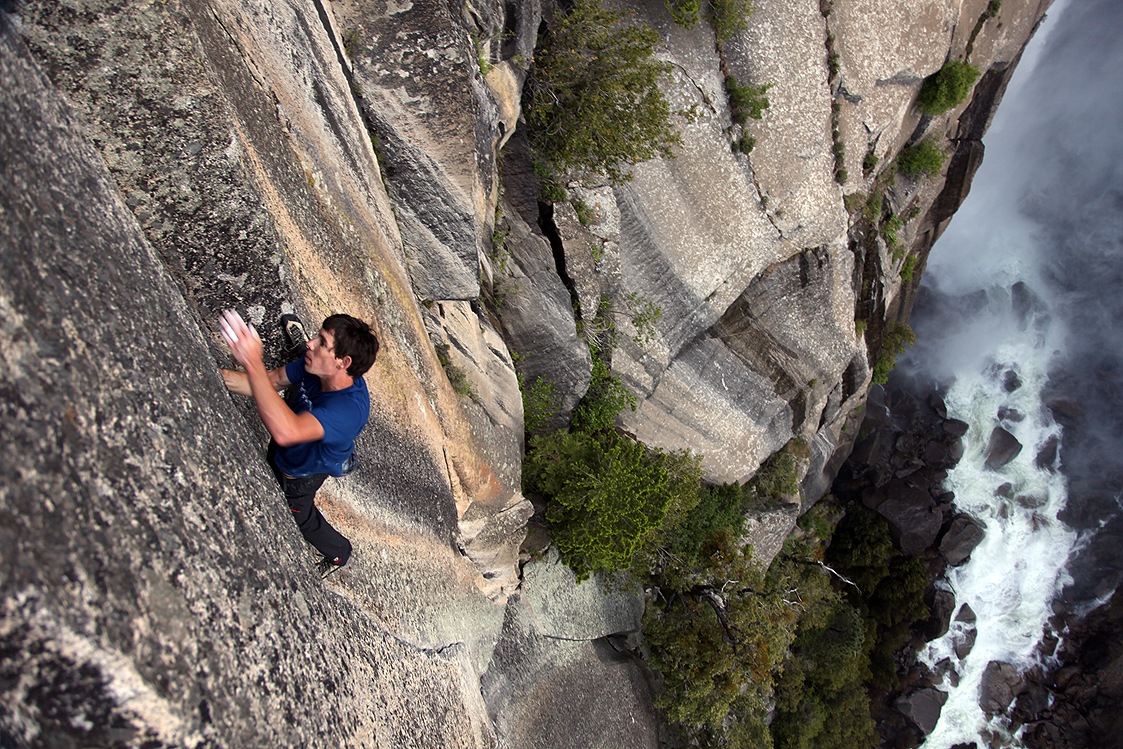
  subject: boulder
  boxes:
[1036,435,1060,471]
[521,551,645,641]
[984,426,1024,470]
[925,589,957,641]
[954,627,977,659]
[896,687,949,736]
[940,514,986,566]
[873,483,943,556]
[955,603,977,624]
[980,661,1027,714]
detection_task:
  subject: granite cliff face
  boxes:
[0,0,1048,745]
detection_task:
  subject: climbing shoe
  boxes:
[316,556,345,580]
[280,313,309,356]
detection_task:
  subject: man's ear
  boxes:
[338,354,352,373]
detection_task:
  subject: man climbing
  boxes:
[219,309,379,578]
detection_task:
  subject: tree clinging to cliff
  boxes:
[523,0,685,186]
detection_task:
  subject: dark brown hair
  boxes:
[322,314,379,378]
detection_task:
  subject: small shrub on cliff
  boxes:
[871,321,916,385]
[709,0,755,42]
[666,0,754,41]
[434,343,476,398]
[571,356,638,433]
[524,0,683,186]
[666,0,703,27]
[916,59,980,116]
[896,140,945,179]
[745,438,807,501]
[726,74,771,125]
[900,254,919,281]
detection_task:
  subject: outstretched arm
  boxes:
[220,366,290,396]
[219,310,324,447]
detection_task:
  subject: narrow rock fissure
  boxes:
[537,201,582,317]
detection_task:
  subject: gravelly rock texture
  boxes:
[0,23,498,747]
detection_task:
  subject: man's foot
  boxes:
[316,556,345,579]
[281,313,309,356]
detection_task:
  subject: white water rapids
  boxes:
[900,1,1101,746]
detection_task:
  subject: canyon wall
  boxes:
[0,0,1050,744]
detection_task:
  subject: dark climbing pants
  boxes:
[267,446,352,566]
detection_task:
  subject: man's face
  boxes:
[304,329,344,378]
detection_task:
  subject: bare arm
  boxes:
[221,366,291,396]
[219,310,324,447]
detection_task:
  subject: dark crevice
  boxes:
[536,201,582,317]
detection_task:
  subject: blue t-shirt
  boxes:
[273,359,370,477]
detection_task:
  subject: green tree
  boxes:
[916,60,980,116]
[826,501,931,690]
[646,527,840,748]
[871,321,916,384]
[524,0,683,186]
[524,430,701,581]
[570,356,637,433]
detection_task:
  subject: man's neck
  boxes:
[318,370,355,392]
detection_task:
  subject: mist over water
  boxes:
[901,0,1123,745]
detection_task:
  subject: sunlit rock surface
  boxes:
[0,0,1051,742]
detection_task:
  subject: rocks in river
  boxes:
[979,661,1027,713]
[896,687,949,736]
[1035,435,1060,471]
[997,405,1025,423]
[872,482,945,556]
[1004,370,1024,392]
[940,514,986,566]
[984,426,1023,470]
[925,589,958,640]
[953,627,977,659]
[943,418,970,437]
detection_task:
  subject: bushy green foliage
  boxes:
[524,430,702,581]
[726,75,771,124]
[826,501,930,690]
[863,190,883,222]
[524,0,682,185]
[534,160,568,202]
[666,0,702,28]
[522,374,560,433]
[871,321,916,384]
[745,438,807,500]
[571,356,638,433]
[647,527,843,748]
[880,213,903,254]
[897,140,945,179]
[737,134,756,155]
[863,151,879,176]
[666,0,755,41]
[572,198,594,226]
[901,254,919,281]
[709,0,755,42]
[577,292,662,350]
[657,482,751,588]
[916,60,981,116]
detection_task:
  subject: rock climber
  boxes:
[219,309,378,578]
